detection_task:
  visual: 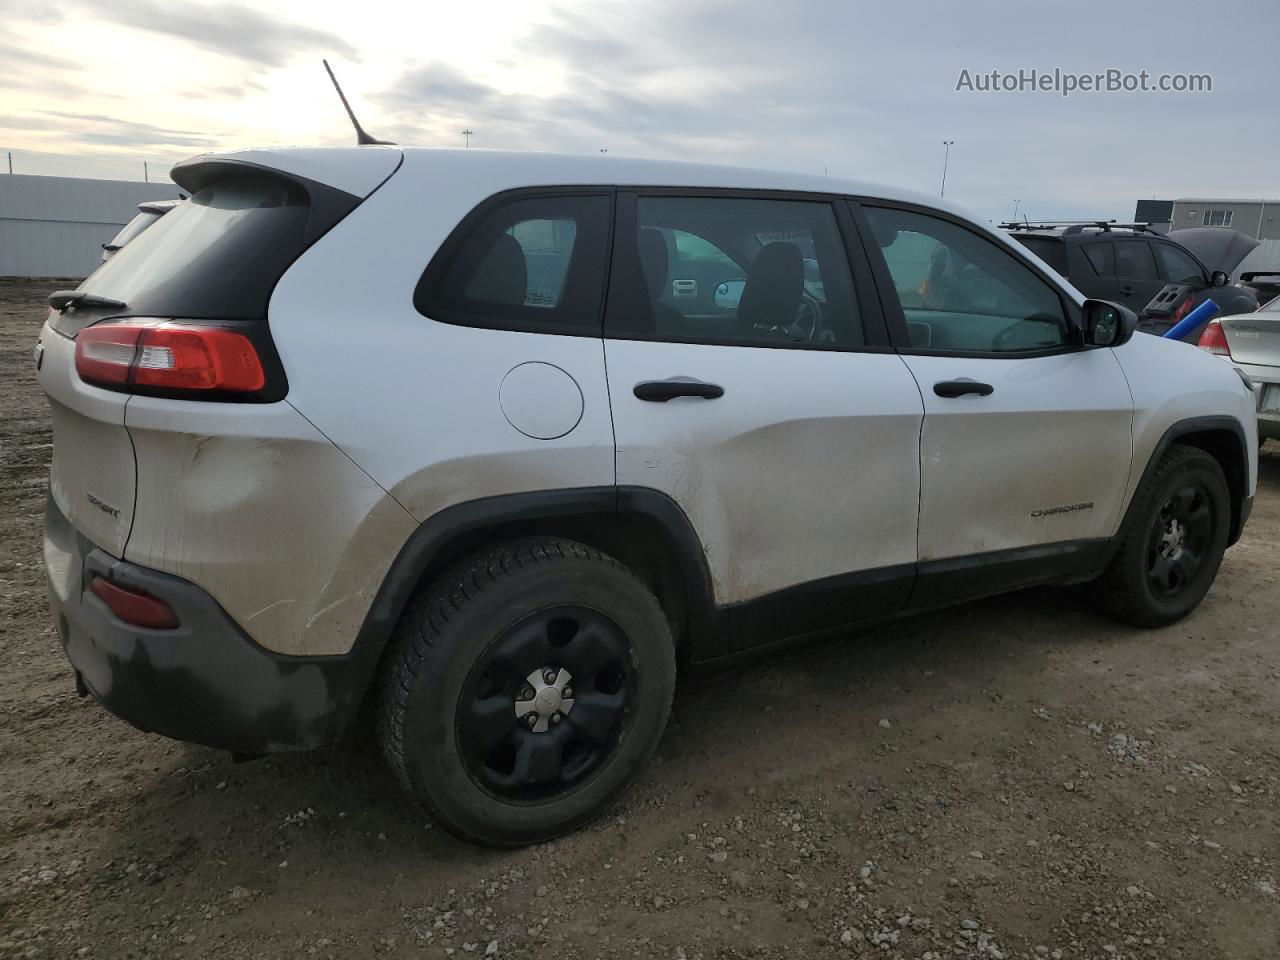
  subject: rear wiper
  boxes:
[48,290,128,311]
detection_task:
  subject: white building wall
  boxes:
[0,174,182,278]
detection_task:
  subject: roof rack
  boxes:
[1000,219,1159,236]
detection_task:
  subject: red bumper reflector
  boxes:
[90,576,180,630]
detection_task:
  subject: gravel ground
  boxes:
[2,277,1278,960]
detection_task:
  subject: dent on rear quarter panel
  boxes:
[123,400,417,656]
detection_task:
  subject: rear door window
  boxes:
[1082,241,1115,277]
[77,173,342,322]
[605,194,863,347]
[417,193,612,335]
[1115,239,1159,281]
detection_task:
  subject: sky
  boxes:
[1,0,1276,224]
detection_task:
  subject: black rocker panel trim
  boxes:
[908,539,1109,611]
[727,562,915,651]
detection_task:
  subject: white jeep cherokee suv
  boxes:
[39,147,1257,846]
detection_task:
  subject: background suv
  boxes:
[39,148,1257,846]
[1007,222,1259,338]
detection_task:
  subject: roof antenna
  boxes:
[323,59,394,146]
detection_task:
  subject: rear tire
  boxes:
[1099,444,1230,627]
[378,538,675,847]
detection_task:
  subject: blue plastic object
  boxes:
[1162,298,1220,342]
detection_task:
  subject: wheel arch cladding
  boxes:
[353,486,721,668]
[1128,417,1250,549]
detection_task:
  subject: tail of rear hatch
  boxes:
[39,147,404,645]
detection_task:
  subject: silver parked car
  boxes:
[100,199,181,261]
[1200,295,1280,442]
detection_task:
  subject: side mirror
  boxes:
[1210,270,1229,288]
[713,279,746,310]
[1082,299,1138,348]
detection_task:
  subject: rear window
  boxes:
[1012,236,1067,275]
[79,173,329,321]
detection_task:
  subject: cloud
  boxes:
[382,63,499,112]
[79,0,359,68]
[373,0,1280,221]
[0,39,76,71]
[35,110,216,148]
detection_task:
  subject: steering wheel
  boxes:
[790,293,825,341]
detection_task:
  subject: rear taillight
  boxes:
[1169,294,1195,326]
[75,321,266,396]
[1197,320,1233,358]
[90,576,180,629]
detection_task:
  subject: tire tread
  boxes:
[1099,443,1228,627]
[377,537,662,843]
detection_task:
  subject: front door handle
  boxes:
[933,379,994,398]
[1120,284,1134,295]
[634,379,725,402]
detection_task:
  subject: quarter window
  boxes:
[606,196,863,347]
[416,193,611,334]
[864,206,1069,354]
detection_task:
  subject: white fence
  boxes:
[0,174,183,279]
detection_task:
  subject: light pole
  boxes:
[940,140,955,198]
[1012,199,1021,221]
[462,128,474,148]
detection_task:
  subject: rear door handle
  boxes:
[634,379,725,402]
[1120,285,1134,295]
[933,379,994,398]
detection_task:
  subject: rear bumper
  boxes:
[1233,362,1280,439]
[44,494,382,753]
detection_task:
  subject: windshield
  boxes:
[80,173,311,320]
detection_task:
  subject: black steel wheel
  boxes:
[458,606,634,801]
[1099,444,1230,627]
[379,538,675,847]
[1144,481,1214,602]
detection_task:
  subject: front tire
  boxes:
[379,538,675,846]
[1099,444,1230,627]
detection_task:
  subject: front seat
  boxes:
[737,242,803,333]
[638,228,687,333]
[466,232,528,306]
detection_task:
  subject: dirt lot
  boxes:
[1,277,1278,960]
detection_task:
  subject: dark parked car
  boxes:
[1005,222,1259,340]
[1241,272,1280,305]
